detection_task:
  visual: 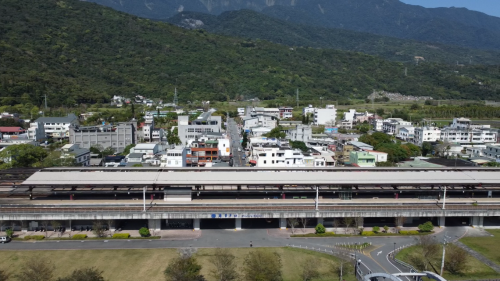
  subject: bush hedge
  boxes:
[291,232,336,237]
[315,223,325,234]
[72,234,87,239]
[139,227,150,237]
[24,235,45,240]
[399,230,420,235]
[112,233,130,239]
[361,231,375,236]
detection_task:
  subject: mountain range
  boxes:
[86,0,500,50]
[166,10,500,65]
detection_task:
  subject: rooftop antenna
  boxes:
[173,88,178,106]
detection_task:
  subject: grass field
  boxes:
[396,245,498,280]
[460,229,500,266]
[0,247,355,281]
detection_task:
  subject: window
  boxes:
[264,160,267,164]
[272,160,275,164]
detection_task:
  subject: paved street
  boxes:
[1,226,468,276]
[227,118,245,167]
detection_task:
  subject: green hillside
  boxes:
[1,0,500,108]
[167,10,500,65]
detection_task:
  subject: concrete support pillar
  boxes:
[193,219,200,231]
[109,220,116,231]
[438,216,446,228]
[279,218,287,230]
[356,217,364,228]
[21,221,28,233]
[235,218,242,230]
[317,218,324,226]
[148,219,161,231]
[470,216,484,228]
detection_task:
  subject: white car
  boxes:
[237,148,242,152]
[0,236,11,243]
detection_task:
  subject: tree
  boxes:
[330,259,353,281]
[41,221,50,237]
[422,142,432,156]
[287,218,299,234]
[210,248,239,281]
[410,235,440,272]
[92,221,106,238]
[300,258,320,281]
[372,226,380,233]
[5,228,13,239]
[164,255,204,281]
[342,217,354,234]
[50,221,61,237]
[121,144,136,156]
[383,225,389,233]
[264,126,286,139]
[377,143,410,163]
[290,141,308,152]
[241,131,248,149]
[56,267,106,281]
[445,244,468,274]
[16,257,54,281]
[0,144,48,168]
[410,103,419,110]
[139,227,150,237]
[242,250,283,281]
[418,221,434,232]
[167,127,182,146]
[299,218,308,233]
[315,223,325,234]
[401,143,421,157]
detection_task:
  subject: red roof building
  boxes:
[0,127,25,134]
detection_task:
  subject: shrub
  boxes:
[399,230,409,235]
[383,225,389,233]
[139,227,150,237]
[418,221,434,232]
[361,231,374,236]
[24,235,45,240]
[408,230,419,235]
[5,228,13,238]
[112,233,130,239]
[315,223,325,234]
[72,234,87,239]
[372,226,380,233]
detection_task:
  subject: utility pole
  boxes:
[315,185,319,210]
[440,234,451,276]
[44,94,47,116]
[173,88,178,106]
[442,185,447,210]
[296,88,299,108]
[143,186,147,212]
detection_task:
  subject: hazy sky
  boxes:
[400,0,500,18]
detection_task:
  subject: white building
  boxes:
[60,144,90,166]
[303,105,316,116]
[255,148,305,167]
[397,127,415,142]
[371,119,384,132]
[250,127,272,137]
[483,144,500,162]
[440,128,496,144]
[237,108,245,116]
[364,150,388,163]
[413,127,441,146]
[383,118,411,135]
[242,115,277,133]
[177,112,222,144]
[27,121,45,141]
[450,117,490,130]
[339,120,353,129]
[252,107,280,119]
[314,105,337,126]
[160,146,187,167]
[343,109,356,122]
[131,143,160,158]
[287,125,312,142]
[35,114,79,139]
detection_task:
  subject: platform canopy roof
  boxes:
[22,170,500,186]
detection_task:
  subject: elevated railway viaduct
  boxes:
[1,167,499,231]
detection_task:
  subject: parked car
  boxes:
[0,236,11,243]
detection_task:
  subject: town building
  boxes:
[160,146,187,167]
[371,119,384,132]
[303,105,316,116]
[0,127,25,140]
[255,148,305,167]
[313,105,337,126]
[364,150,388,163]
[177,112,222,145]
[382,118,411,135]
[60,144,90,166]
[27,122,45,141]
[483,144,500,162]
[186,138,219,166]
[343,109,356,122]
[348,141,374,151]
[287,125,312,142]
[440,128,497,144]
[412,127,441,146]
[252,107,280,119]
[279,107,293,119]
[348,151,376,167]
[131,143,160,158]
[397,127,415,142]
[237,108,245,116]
[242,115,277,133]
[339,120,353,129]
[69,122,137,153]
[35,114,79,139]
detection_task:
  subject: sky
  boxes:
[400,0,500,18]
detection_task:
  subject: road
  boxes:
[1,227,468,277]
[227,118,245,167]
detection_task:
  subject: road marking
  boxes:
[377,250,383,256]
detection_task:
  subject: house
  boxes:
[255,148,305,167]
[383,118,411,135]
[35,114,79,139]
[252,107,280,119]
[279,107,293,119]
[237,108,245,116]
[160,146,187,167]
[343,109,356,122]
[287,125,312,142]
[103,155,126,167]
[60,144,90,166]
[397,127,415,142]
[371,119,384,132]
[364,150,388,163]
[186,138,219,166]
[250,127,272,137]
[27,122,46,141]
[127,153,144,163]
[0,127,26,140]
[348,151,376,167]
[303,105,316,116]
[177,112,222,144]
[413,127,441,146]
[348,141,374,151]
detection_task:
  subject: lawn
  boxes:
[460,229,500,266]
[396,245,498,280]
[0,247,355,281]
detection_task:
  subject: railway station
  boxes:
[1,167,500,231]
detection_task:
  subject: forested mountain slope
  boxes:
[1,0,499,108]
[167,10,500,65]
[86,0,500,50]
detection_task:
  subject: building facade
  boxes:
[60,144,90,166]
[35,114,79,139]
[69,122,137,153]
[314,105,337,126]
[413,127,441,146]
[287,125,312,142]
[178,113,222,145]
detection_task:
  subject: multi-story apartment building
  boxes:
[349,151,376,167]
[303,105,316,116]
[242,115,277,133]
[440,128,496,144]
[382,118,411,135]
[252,107,280,119]
[483,144,500,162]
[186,139,219,166]
[287,125,312,142]
[160,146,187,167]
[178,113,222,145]
[314,105,337,126]
[35,114,79,139]
[255,148,305,167]
[371,118,384,132]
[413,127,441,146]
[279,107,293,119]
[397,127,415,142]
[27,122,46,141]
[69,122,137,153]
